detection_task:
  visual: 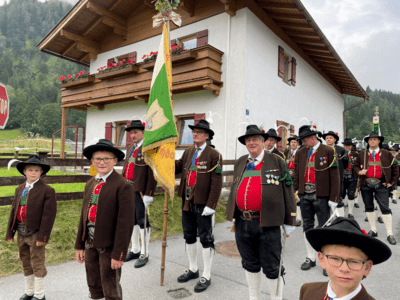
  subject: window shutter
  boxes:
[278,46,285,78]
[107,58,115,66]
[290,125,295,136]
[194,113,205,125]
[196,30,208,48]
[128,52,137,63]
[276,120,284,151]
[291,57,297,86]
[126,120,133,146]
[105,122,113,141]
[171,39,177,46]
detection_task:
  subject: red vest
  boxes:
[236,162,263,211]
[288,151,296,169]
[346,153,352,170]
[124,148,139,180]
[17,183,29,222]
[366,152,382,179]
[305,152,316,184]
[187,157,200,187]
[87,181,106,223]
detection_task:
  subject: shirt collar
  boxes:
[266,147,274,153]
[369,147,380,154]
[95,169,113,182]
[135,139,143,148]
[26,178,39,188]
[313,142,321,151]
[248,151,264,163]
[327,281,362,300]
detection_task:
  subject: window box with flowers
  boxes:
[95,59,138,81]
[141,45,197,70]
[59,70,94,89]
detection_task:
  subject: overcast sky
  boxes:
[0,0,398,94]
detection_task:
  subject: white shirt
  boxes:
[135,139,143,148]
[25,178,40,190]
[312,141,321,152]
[289,149,297,156]
[248,151,265,167]
[266,147,275,153]
[369,147,380,155]
[95,169,113,182]
[195,142,207,158]
[327,280,362,300]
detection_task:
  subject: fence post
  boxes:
[14,150,19,159]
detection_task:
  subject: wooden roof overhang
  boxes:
[38,0,368,101]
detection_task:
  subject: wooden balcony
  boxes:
[60,45,224,111]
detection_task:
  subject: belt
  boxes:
[239,210,260,221]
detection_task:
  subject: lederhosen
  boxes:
[341,152,358,200]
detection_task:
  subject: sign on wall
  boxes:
[0,83,9,129]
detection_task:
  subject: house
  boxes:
[38,0,368,159]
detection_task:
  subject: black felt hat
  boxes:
[83,139,125,162]
[343,138,354,145]
[382,144,390,151]
[364,132,384,147]
[322,131,339,144]
[238,125,269,145]
[266,128,281,142]
[125,120,145,132]
[306,217,391,265]
[16,154,51,176]
[287,135,299,144]
[298,125,321,140]
[188,119,214,139]
[393,144,400,151]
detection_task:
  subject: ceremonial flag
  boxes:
[143,23,178,197]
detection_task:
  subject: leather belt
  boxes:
[305,183,316,193]
[366,177,381,185]
[240,210,260,221]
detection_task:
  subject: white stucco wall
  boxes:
[85,8,346,160]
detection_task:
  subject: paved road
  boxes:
[1,195,398,300]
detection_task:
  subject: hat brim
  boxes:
[364,136,384,144]
[299,131,321,141]
[322,133,339,143]
[268,135,281,142]
[125,125,144,132]
[16,162,51,176]
[306,228,391,265]
[238,133,269,145]
[83,144,125,162]
[188,125,214,139]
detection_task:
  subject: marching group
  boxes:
[5,119,396,300]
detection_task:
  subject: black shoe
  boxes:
[365,217,368,222]
[134,254,148,268]
[32,297,45,300]
[368,230,378,237]
[354,203,360,208]
[19,295,33,300]
[178,269,199,283]
[194,277,211,293]
[322,269,328,277]
[392,199,397,204]
[301,258,316,270]
[378,217,384,224]
[125,251,140,262]
[348,214,354,219]
[295,220,302,227]
[387,235,396,245]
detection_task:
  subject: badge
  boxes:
[266,174,271,184]
[275,176,280,185]
[271,177,275,184]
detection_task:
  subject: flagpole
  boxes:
[160,19,172,286]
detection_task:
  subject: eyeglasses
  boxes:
[92,157,115,163]
[192,130,205,135]
[322,253,367,271]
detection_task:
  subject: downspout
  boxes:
[342,95,369,138]
[224,14,231,159]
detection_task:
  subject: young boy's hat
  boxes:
[83,139,125,162]
[16,154,51,176]
[306,217,391,265]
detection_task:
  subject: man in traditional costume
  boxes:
[341,138,359,219]
[226,125,296,300]
[264,128,285,159]
[294,125,340,275]
[175,119,223,293]
[353,132,398,245]
[122,120,157,268]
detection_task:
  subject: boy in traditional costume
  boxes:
[300,217,391,300]
[6,154,57,300]
[75,139,135,300]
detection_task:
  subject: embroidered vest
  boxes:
[17,185,30,222]
[366,152,382,179]
[187,157,200,187]
[87,181,106,223]
[236,163,263,211]
[288,152,295,169]
[305,152,316,184]
[124,147,139,181]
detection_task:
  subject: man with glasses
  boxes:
[76,139,135,300]
[300,217,391,300]
[175,119,223,293]
[294,125,340,276]
[122,120,157,268]
[226,125,296,300]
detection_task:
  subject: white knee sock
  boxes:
[382,214,393,236]
[366,212,377,233]
[355,192,360,204]
[376,204,382,217]
[140,228,151,257]
[34,276,45,299]
[187,242,198,273]
[348,199,355,215]
[130,225,140,253]
[245,270,261,300]
[304,233,316,261]
[267,277,284,300]
[202,247,214,280]
[25,274,34,296]
[296,206,302,221]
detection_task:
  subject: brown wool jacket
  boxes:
[122,143,157,196]
[175,144,223,209]
[300,282,375,300]
[353,148,399,186]
[226,151,297,227]
[75,170,135,261]
[6,179,56,243]
[294,144,340,202]
[270,147,285,159]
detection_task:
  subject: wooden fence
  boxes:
[0,152,235,206]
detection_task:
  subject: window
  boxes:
[115,121,127,147]
[178,33,197,50]
[174,30,208,51]
[276,121,295,151]
[176,113,205,147]
[278,46,297,86]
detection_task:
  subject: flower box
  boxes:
[141,51,198,70]
[60,76,95,89]
[95,64,139,80]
